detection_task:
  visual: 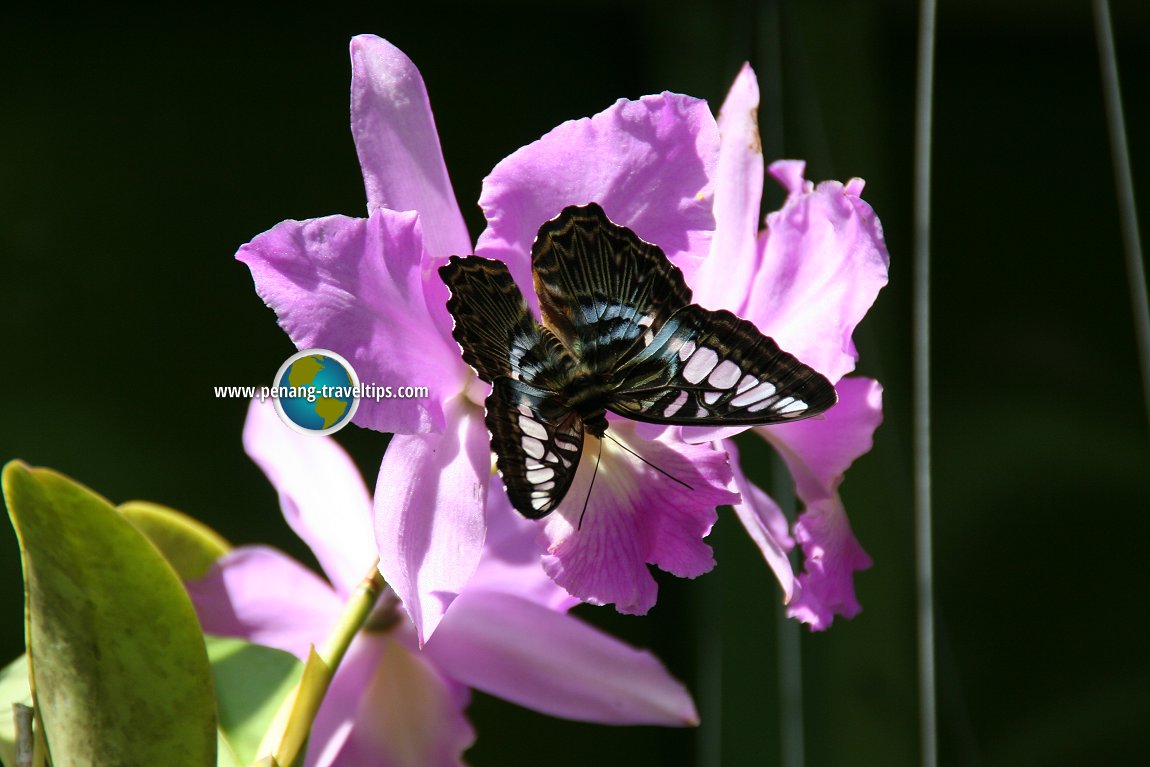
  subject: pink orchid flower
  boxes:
[690,66,889,629]
[187,401,697,767]
[237,35,742,641]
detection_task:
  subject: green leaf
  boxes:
[3,461,216,767]
[216,731,244,767]
[259,647,331,767]
[206,637,302,766]
[0,654,33,767]
[119,500,232,580]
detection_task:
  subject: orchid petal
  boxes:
[785,495,873,630]
[758,377,883,629]
[318,636,474,767]
[242,399,375,595]
[475,93,719,306]
[186,546,341,660]
[237,208,468,435]
[540,422,736,614]
[723,439,796,602]
[743,161,889,382]
[426,591,698,726]
[305,638,379,767]
[349,35,472,261]
[692,63,765,313]
[467,482,578,613]
[374,395,491,644]
[759,377,884,502]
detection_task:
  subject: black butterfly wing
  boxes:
[439,255,577,388]
[607,304,838,426]
[532,203,692,372]
[486,376,585,519]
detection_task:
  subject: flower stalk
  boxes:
[258,559,386,767]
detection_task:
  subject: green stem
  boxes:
[259,559,386,767]
[318,559,387,669]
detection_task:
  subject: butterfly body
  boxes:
[440,203,837,519]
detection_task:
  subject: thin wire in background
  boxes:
[913,0,939,765]
[1093,0,1150,428]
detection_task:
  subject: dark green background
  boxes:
[3,2,1148,765]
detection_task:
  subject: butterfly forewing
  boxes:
[439,255,576,386]
[486,377,585,519]
[532,203,692,371]
[608,304,838,425]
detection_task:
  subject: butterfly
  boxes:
[439,203,837,520]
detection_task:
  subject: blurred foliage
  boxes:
[2,1,1148,765]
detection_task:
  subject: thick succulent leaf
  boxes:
[2,461,216,767]
[119,500,232,580]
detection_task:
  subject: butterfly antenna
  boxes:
[602,432,693,490]
[578,438,603,531]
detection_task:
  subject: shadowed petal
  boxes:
[692,63,764,314]
[724,439,796,602]
[243,399,375,596]
[237,208,468,435]
[475,93,719,306]
[316,635,474,767]
[426,591,698,726]
[785,496,873,630]
[744,161,889,383]
[186,546,341,660]
[375,395,492,644]
[350,35,472,261]
[305,638,378,767]
[467,483,578,613]
[539,422,736,614]
[759,377,883,502]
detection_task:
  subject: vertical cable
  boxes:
[1093,0,1150,426]
[913,0,939,765]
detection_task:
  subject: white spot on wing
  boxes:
[678,340,697,362]
[518,415,548,440]
[736,374,758,394]
[526,467,555,482]
[663,390,689,417]
[707,359,741,389]
[731,381,777,407]
[704,391,721,405]
[747,397,780,413]
[522,436,545,459]
[682,346,720,383]
[778,397,807,415]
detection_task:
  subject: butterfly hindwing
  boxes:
[485,377,585,519]
[532,203,692,372]
[608,304,838,425]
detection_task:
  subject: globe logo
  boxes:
[272,349,360,435]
